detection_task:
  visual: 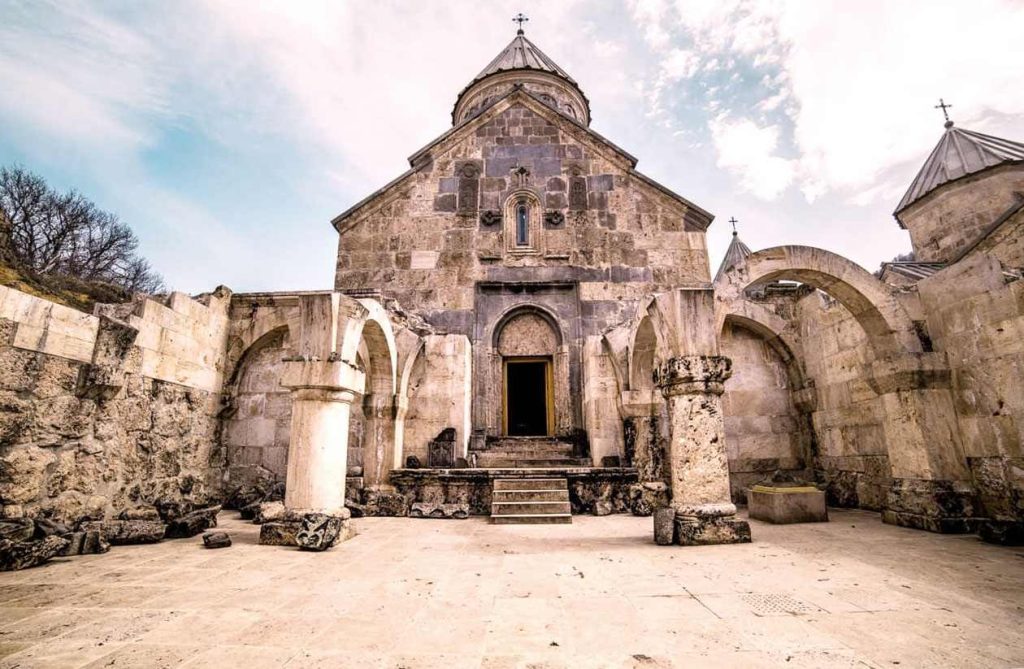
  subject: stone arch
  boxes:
[224,325,292,481]
[743,246,921,356]
[489,304,570,436]
[630,317,658,393]
[719,300,805,390]
[224,307,293,389]
[491,304,563,350]
[503,189,543,253]
[346,299,399,486]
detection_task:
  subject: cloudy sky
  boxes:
[1,0,1022,293]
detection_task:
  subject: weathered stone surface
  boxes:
[202,531,232,549]
[593,500,613,516]
[675,515,752,546]
[0,535,69,571]
[978,520,1024,546]
[33,518,71,538]
[628,482,669,517]
[259,521,301,546]
[296,513,349,551]
[0,518,35,542]
[59,530,109,556]
[362,488,408,517]
[253,501,285,525]
[82,519,165,545]
[653,507,676,545]
[409,502,469,519]
[164,506,220,539]
[882,479,978,533]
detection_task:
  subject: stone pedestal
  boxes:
[654,355,751,546]
[749,485,828,524]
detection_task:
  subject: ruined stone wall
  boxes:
[720,321,808,502]
[793,292,890,510]
[221,321,369,484]
[918,254,1024,524]
[582,336,625,465]
[0,286,230,524]
[222,329,292,480]
[899,165,1024,263]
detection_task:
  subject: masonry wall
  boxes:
[794,292,891,510]
[720,321,808,502]
[918,254,1024,524]
[900,164,1024,263]
[0,286,230,524]
[335,98,711,335]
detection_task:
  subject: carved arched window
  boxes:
[515,201,530,246]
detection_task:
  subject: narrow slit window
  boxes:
[516,202,529,246]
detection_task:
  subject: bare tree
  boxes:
[0,165,164,295]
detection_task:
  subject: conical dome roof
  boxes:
[895,123,1024,215]
[452,28,590,126]
[714,231,752,283]
[470,33,578,86]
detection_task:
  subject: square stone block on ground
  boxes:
[748,485,829,524]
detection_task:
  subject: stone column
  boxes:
[654,355,751,545]
[282,360,365,515]
[361,393,398,488]
[868,353,976,533]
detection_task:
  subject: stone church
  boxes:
[1,27,1023,546]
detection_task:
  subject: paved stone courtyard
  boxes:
[0,509,1022,668]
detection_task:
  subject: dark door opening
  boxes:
[504,358,551,436]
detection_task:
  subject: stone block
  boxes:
[259,521,301,546]
[653,507,676,545]
[675,516,752,546]
[164,506,220,539]
[296,513,356,551]
[409,502,469,519]
[0,536,69,571]
[82,520,165,545]
[978,520,1024,546]
[58,530,109,556]
[748,486,828,524]
[202,531,232,548]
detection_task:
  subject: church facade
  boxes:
[2,27,1023,546]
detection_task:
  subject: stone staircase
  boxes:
[490,478,572,524]
[473,437,590,468]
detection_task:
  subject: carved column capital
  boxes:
[654,355,732,397]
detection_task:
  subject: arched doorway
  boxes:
[494,308,562,437]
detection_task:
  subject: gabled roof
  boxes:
[895,123,1024,218]
[471,33,578,87]
[333,88,714,232]
[713,232,752,283]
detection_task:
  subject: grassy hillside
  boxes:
[0,259,133,313]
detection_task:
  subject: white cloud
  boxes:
[709,115,795,200]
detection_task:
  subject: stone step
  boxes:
[490,513,573,525]
[492,489,570,502]
[483,442,575,454]
[476,455,590,468]
[493,478,567,491]
[492,501,572,515]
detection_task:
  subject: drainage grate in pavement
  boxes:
[741,593,820,615]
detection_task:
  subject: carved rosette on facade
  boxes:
[543,210,565,228]
[479,210,502,228]
[654,354,751,546]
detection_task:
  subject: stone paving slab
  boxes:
[0,509,1022,668]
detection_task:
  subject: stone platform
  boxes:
[389,467,638,516]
